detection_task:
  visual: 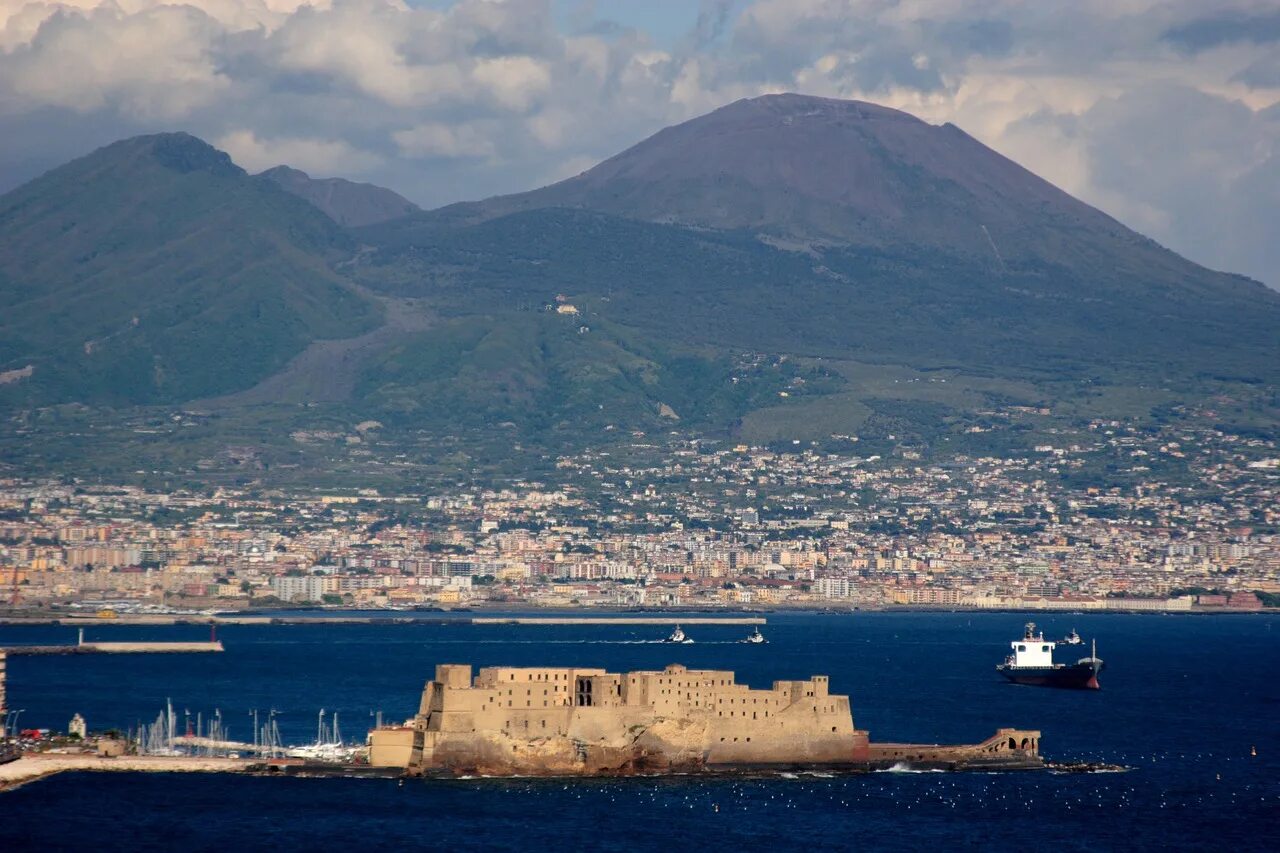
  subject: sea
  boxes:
[1,611,1276,851]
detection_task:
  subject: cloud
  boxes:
[1163,10,1280,53]
[392,121,496,160]
[216,128,384,174]
[1,4,230,118]
[0,0,1277,286]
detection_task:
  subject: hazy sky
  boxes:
[1,0,1277,286]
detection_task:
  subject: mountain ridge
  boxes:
[1,99,1277,483]
[421,94,1162,268]
[0,132,380,406]
[259,165,419,227]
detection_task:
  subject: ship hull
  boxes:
[998,661,1102,690]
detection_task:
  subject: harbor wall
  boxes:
[470,618,765,625]
[79,641,224,653]
[3,641,225,655]
[867,728,1042,768]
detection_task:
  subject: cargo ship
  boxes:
[997,622,1103,689]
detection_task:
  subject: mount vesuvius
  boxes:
[1,94,1276,476]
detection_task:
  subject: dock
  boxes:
[0,754,252,792]
[1,614,767,627]
[470,617,766,625]
[2,641,224,655]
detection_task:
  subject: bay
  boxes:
[1,612,1276,851]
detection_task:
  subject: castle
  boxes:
[369,663,1042,775]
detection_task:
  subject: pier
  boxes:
[0,754,253,792]
[2,642,224,655]
[1,627,224,655]
[1,614,767,627]
[470,616,766,625]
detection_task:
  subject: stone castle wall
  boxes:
[372,663,869,774]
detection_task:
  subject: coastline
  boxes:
[1,603,1271,627]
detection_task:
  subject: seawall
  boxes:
[0,754,253,792]
[3,641,224,655]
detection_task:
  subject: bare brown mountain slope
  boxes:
[260,165,419,227]
[425,93,1175,275]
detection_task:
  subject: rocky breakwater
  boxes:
[0,753,255,792]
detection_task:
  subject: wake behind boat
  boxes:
[665,625,693,644]
[997,622,1103,689]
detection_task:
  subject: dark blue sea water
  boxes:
[2,612,1277,851]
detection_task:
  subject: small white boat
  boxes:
[742,627,767,644]
[665,625,693,644]
[1062,628,1083,645]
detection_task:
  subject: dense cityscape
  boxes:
[4,418,1276,615]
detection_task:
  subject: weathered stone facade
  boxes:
[370,663,1042,775]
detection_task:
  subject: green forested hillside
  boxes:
[2,103,1279,485]
[355,207,1280,386]
[0,133,380,405]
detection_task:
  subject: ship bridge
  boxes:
[1009,622,1055,667]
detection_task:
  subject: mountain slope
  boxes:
[359,95,1280,384]
[3,98,1279,477]
[260,165,419,227]
[351,94,1280,440]
[421,94,1216,279]
[0,134,381,405]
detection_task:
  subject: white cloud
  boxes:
[216,128,383,175]
[0,0,1277,285]
[2,5,229,118]
[472,55,551,111]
